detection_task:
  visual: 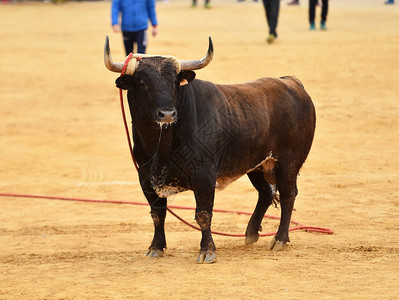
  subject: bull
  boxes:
[104,36,316,263]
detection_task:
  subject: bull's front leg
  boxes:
[192,176,217,264]
[140,176,167,258]
[146,196,167,257]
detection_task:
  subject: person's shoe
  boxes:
[310,22,316,30]
[267,34,276,44]
[320,21,327,30]
[287,0,299,5]
[384,0,394,4]
[204,2,211,8]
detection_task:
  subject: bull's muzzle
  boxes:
[156,108,177,124]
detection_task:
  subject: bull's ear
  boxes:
[178,71,196,86]
[115,74,134,90]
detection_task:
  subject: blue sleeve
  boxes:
[111,0,121,26]
[147,0,158,27]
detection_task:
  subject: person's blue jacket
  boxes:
[111,0,158,32]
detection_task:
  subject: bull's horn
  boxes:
[179,37,213,71]
[104,35,124,73]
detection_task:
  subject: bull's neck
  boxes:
[132,121,174,167]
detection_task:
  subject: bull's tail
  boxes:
[272,190,280,208]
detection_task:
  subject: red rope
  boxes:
[119,53,139,172]
[0,192,334,236]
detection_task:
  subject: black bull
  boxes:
[104,37,316,263]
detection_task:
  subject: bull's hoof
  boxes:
[197,250,217,264]
[267,237,287,251]
[245,233,259,245]
[145,249,164,258]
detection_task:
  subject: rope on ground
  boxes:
[0,192,334,237]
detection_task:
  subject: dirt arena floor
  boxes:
[1,0,399,298]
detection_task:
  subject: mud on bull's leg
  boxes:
[195,210,217,264]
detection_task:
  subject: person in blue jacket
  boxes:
[111,0,158,55]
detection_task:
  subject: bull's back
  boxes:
[212,76,315,178]
[216,76,314,123]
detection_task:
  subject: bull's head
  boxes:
[104,36,213,127]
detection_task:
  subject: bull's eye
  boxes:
[138,80,149,91]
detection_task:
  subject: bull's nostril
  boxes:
[157,110,165,119]
[171,110,177,118]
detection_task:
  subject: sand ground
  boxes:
[1,0,399,299]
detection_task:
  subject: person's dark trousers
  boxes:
[122,30,147,55]
[309,0,328,23]
[193,0,210,5]
[262,0,280,36]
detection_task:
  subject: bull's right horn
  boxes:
[104,35,124,73]
[179,37,214,71]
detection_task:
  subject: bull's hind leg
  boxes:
[245,170,275,245]
[267,160,299,251]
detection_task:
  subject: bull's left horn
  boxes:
[104,35,124,73]
[179,37,214,71]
